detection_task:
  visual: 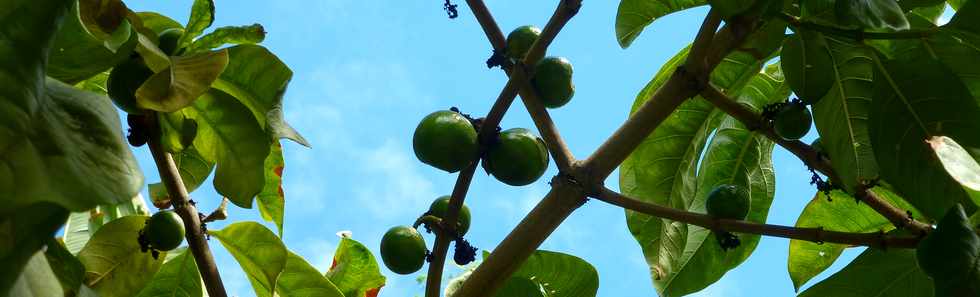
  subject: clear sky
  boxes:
[120,1,952,296]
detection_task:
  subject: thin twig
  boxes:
[145,113,228,297]
[594,188,921,248]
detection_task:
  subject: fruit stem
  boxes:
[595,187,921,248]
[145,113,228,297]
[425,162,478,297]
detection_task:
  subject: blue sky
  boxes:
[120,1,953,296]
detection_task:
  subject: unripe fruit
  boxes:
[144,211,185,251]
[486,128,549,186]
[380,226,427,275]
[429,196,471,236]
[158,28,185,56]
[505,25,541,60]
[107,58,154,114]
[773,103,812,140]
[705,184,750,221]
[413,110,479,173]
[531,57,575,108]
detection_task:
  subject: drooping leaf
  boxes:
[148,147,215,206]
[257,143,286,236]
[836,0,910,31]
[276,251,345,297]
[134,249,203,297]
[898,0,947,11]
[48,3,137,84]
[614,0,706,48]
[799,248,933,297]
[504,250,598,297]
[77,0,129,43]
[870,49,980,219]
[209,222,287,297]
[916,204,980,296]
[787,188,923,290]
[177,0,216,49]
[7,251,64,297]
[185,24,266,54]
[212,45,309,146]
[927,136,980,193]
[810,36,879,194]
[781,30,834,104]
[43,238,85,296]
[136,49,229,112]
[0,203,69,295]
[326,237,386,297]
[78,216,165,297]
[134,12,183,34]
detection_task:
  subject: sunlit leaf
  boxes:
[7,251,64,297]
[799,248,933,297]
[134,249,203,297]
[78,216,165,297]
[326,237,385,297]
[615,0,706,48]
[136,49,229,112]
[185,24,266,54]
[177,0,215,49]
[276,251,344,297]
[257,143,286,236]
[209,222,286,297]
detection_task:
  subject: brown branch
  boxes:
[594,188,921,248]
[699,85,932,234]
[424,162,477,297]
[145,113,227,297]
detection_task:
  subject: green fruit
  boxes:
[486,128,549,186]
[505,25,541,60]
[145,211,185,251]
[531,57,575,108]
[413,110,479,172]
[781,30,833,105]
[773,103,812,140]
[107,58,154,114]
[705,184,749,220]
[158,28,184,56]
[429,196,471,236]
[380,226,427,275]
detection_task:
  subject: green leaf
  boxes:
[44,238,85,294]
[63,195,150,254]
[185,24,266,54]
[494,278,547,297]
[810,36,879,194]
[781,30,835,104]
[134,12,183,34]
[0,203,69,295]
[326,237,386,297]
[74,72,110,95]
[134,249,203,297]
[836,0,910,31]
[614,0,706,48]
[505,250,599,297]
[927,136,980,192]
[657,68,783,297]
[916,204,980,296]
[947,0,980,33]
[787,188,923,290]
[899,0,947,11]
[209,222,287,297]
[949,0,967,10]
[257,142,286,236]
[48,3,137,84]
[78,216,166,297]
[212,45,309,146]
[169,90,271,208]
[136,49,229,112]
[77,0,129,43]
[177,0,216,49]
[799,248,933,297]
[148,147,215,206]
[7,251,64,297]
[870,49,980,219]
[276,251,345,297]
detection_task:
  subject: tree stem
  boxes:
[145,113,227,297]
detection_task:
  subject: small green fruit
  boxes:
[505,25,541,60]
[413,110,479,173]
[158,28,185,56]
[145,211,185,251]
[486,128,549,186]
[773,103,812,140]
[107,58,154,114]
[429,196,471,236]
[705,184,750,220]
[532,57,575,108]
[380,226,427,275]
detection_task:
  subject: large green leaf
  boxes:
[656,68,783,297]
[615,0,706,48]
[212,44,309,146]
[916,204,980,296]
[148,148,215,206]
[78,216,165,297]
[326,237,385,297]
[257,142,286,236]
[949,0,967,10]
[134,248,203,297]
[836,0,910,31]
[177,0,215,50]
[44,238,85,295]
[787,188,923,290]
[810,36,879,194]
[276,251,345,297]
[185,24,266,54]
[799,248,933,297]
[63,194,150,254]
[0,203,69,295]
[505,250,598,297]
[136,49,230,112]
[6,251,64,297]
[209,222,287,297]
[134,12,183,34]
[869,49,980,219]
[947,0,980,33]
[169,90,271,208]
[47,2,137,84]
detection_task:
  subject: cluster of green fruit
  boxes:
[107,28,185,114]
[138,210,186,256]
[705,184,750,250]
[380,197,472,274]
[506,25,576,109]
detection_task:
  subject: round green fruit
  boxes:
[413,110,479,173]
[429,196,471,236]
[107,58,154,114]
[380,226,427,275]
[158,28,184,55]
[705,184,750,220]
[505,25,541,60]
[531,57,575,108]
[773,103,812,140]
[145,210,185,251]
[486,128,549,186]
